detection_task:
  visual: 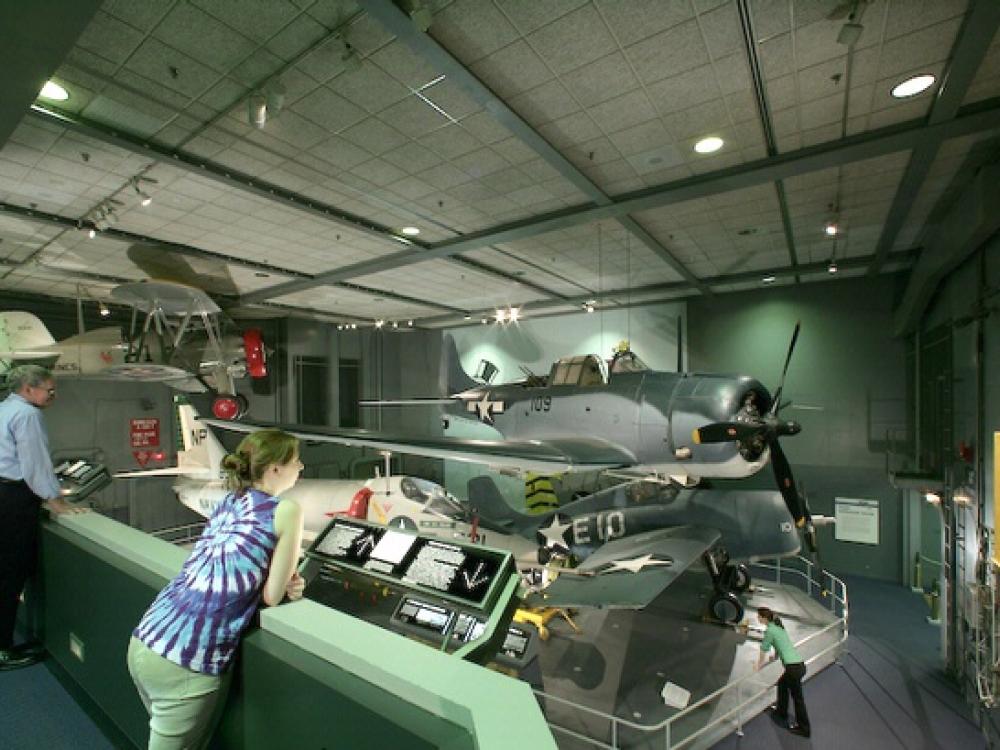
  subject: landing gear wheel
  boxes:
[722,563,751,594]
[709,591,744,624]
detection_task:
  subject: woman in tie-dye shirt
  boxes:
[127,429,305,750]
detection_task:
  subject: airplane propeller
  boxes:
[692,323,815,552]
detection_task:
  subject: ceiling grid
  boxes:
[0,0,997,327]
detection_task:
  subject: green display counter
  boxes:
[36,513,555,749]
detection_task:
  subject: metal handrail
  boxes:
[533,557,849,749]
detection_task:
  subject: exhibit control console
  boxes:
[301,517,527,665]
[53,458,111,503]
[394,597,537,669]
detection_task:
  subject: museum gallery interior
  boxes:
[1,0,999,748]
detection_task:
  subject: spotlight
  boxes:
[761,275,776,285]
[494,309,506,323]
[133,179,152,207]
[508,307,520,323]
[391,321,398,328]
[583,299,596,313]
[824,222,838,236]
[351,323,357,330]
[375,319,385,329]
[481,318,488,325]
[464,313,472,321]
[401,226,420,236]
[88,227,96,239]
[249,91,268,128]
[407,320,413,327]
[98,301,111,317]
[924,492,941,505]
[828,260,838,274]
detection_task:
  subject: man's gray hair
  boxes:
[7,364,54,392]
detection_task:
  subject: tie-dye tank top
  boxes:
[135,488,280,675]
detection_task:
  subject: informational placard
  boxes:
[310,519,507,607]
[129,418,160,448]
[835,497,879,545]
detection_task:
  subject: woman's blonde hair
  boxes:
[221,429,299,491]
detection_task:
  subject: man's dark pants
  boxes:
[0,480,41,649]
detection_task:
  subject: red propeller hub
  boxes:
[212,395,241,420]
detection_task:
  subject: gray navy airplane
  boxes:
[206,324,817,552]
[465,476,803,622]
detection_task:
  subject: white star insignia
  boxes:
[537,515,572,551]
[468,392,505,424]
[604,554,672,574]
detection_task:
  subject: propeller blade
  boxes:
[769,321,801,416]
[770,439,805,525]
[692,422,762,445]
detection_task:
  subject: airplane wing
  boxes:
[524,526,721,609]
[200,418,636,473]
[112,280,221,315]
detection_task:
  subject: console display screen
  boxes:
[309,518,508,608]
[315,521,383,564]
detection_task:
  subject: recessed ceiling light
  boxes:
[694,136,724,154]
[401,226,420,236]
[39,80,69,101]
[891,74,935,99]
[762,275,777,285]
[825,222,838,236]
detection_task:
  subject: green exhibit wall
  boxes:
[36,515,552,749]
[688,273,910,582]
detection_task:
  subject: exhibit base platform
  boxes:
[534,558,848,749]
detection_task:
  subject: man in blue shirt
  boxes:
[0,365,84,670]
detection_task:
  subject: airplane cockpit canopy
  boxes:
[400,476,468,519]
[610,350,651,376]
[548,354,608,387]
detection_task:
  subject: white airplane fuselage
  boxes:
[173,474,539,563]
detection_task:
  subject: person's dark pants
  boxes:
[0,480,41,650]
[776,661,810,731]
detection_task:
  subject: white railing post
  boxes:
[611,717,618,749]
[736,679,744,737]
[807,558,813,597]
[776,557,782,585]
[664,719,671,749]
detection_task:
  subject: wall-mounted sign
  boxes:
[835,497,879,545]
[129,418,160,448]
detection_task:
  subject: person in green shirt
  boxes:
[756,606,810,737]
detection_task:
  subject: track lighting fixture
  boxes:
[132,178,152,206]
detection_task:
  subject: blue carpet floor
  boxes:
[711,574,985,749]
[0,657,115,750]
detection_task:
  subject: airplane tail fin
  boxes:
[441,334,478,396]
[467,476,537,535]
[176,399,226,475]
[0,311,59,366]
